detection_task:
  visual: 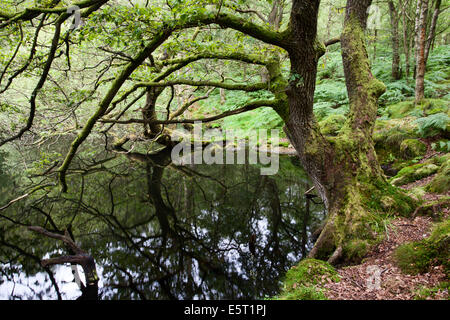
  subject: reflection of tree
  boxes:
[0,144,324,300]
[28,226,99,300]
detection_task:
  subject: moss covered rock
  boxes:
[343,239,370,264]
[384,99,449,119]
[413,197,450,220]
[373,118,419,168]
[385,101,415,119]
[390,162,439,186]
[425,159,450,194]
[400,139,427,159]
[394,219,450,276]
[319,114,346,136]
[275,259,340,300]
[419,99,449,117]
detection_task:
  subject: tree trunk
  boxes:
[415,0,429,104]
[281,0,415,264]
[424,0,441,64]
[372,28,377,62]
[389,1,402,80]
[401,0,411,82]
[143,87,164,136]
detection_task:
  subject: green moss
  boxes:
[362,181,416,216]
[283,259,340,287]
[434,154,450,166]
[384,99,449,119]
[425,159,450,194]
[390,162,439,186]
[276,286,328,300]
[343,239,369,264]
[419,99,449,116]
[414,281,450,300]
[274,259,340,300]
[373,119,420,165]
[413,197,450,220]
[385,101,415,119]
[400,139,427,159]
[319,114,346,136]
[408,187,426,202]
[394,219,450,275]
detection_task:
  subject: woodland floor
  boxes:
[322,213,448,300]
[322,146,449,300]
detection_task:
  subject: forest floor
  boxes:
[322,214,448,299]
[322,146,449,300]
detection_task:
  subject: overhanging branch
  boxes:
[100,99,279,125]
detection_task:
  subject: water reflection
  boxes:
[0,146,325,300]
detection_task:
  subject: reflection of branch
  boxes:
[174,165,228,189]
[28,225,100,295]
[0,183,54,212]
[28,226,84,255]
[0,239,62,300]
[0,194,29,212]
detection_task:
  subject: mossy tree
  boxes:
[0,0,417,265]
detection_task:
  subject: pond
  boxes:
[0,144,325,300]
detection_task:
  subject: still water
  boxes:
[0,146,325,300]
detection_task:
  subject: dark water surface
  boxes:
[0,146,325,300]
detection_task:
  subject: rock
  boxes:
[391,162,439,186]
[425,159,450,193]
[400,139,427,159]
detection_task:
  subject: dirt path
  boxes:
[322,185,449,299]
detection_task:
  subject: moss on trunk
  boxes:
[305,0,417,265]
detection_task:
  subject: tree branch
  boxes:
[100,99,279,125]
[27,226,85,255]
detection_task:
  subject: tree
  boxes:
[414,0,443,103]
[0,0,416,266]
[415,0,429,103]
[388,1,402,80]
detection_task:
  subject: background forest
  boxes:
[0,0,448,300]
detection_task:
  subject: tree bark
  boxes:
[415,0,429,104]
[280,0,415,264]
[143,87,164,136]
[401,0,412,82]
[388,1,402,80]
[424,0,441,64]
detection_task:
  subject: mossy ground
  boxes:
[390,162,439,186]
[393,219,450,276]
[414,281,450,300]
[425,159,450,193]
[372,98,449,176]
[273,259,340,300]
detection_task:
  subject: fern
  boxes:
[379,80,414,105]
[431,140,450,152]
[414,113,450,137]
